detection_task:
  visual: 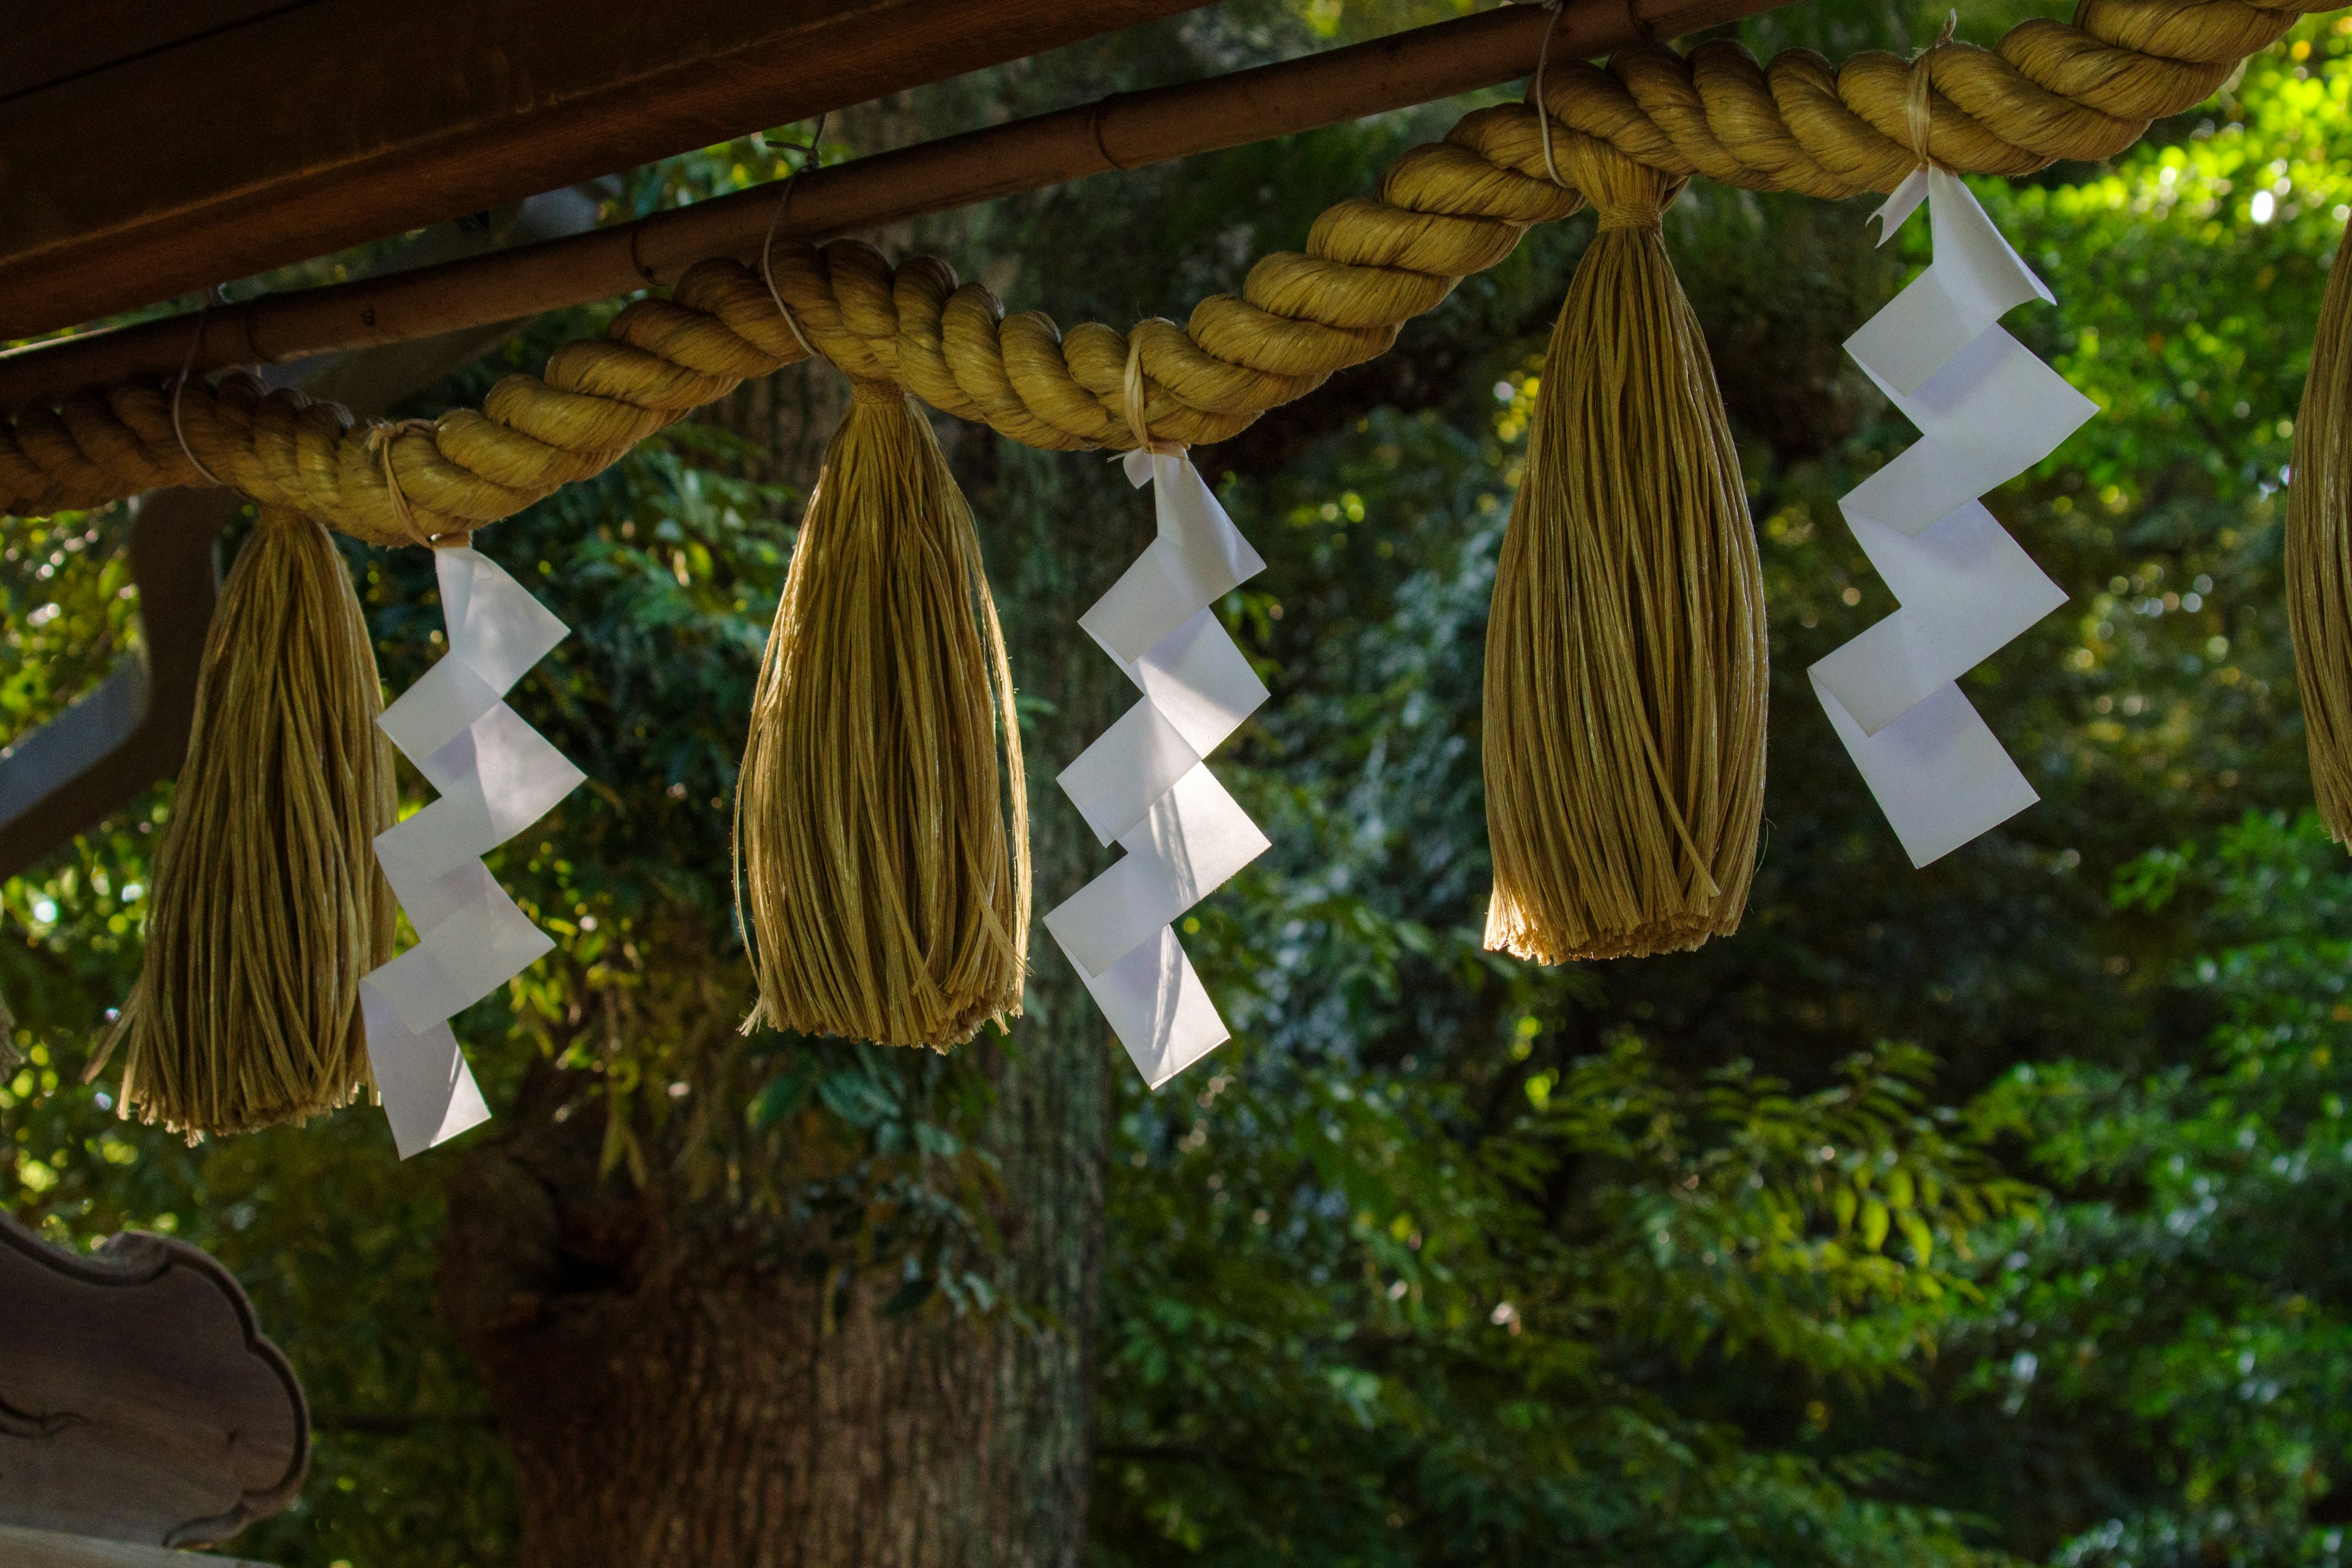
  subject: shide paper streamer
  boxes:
[364,548,583,1158]
[1045,451,1271,1088]
[1812,167,2098,866]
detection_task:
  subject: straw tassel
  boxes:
[2290,247,2352,842]
[1482,137,1768,963]
[734,380,1030,1049]
[99,505,397,1135]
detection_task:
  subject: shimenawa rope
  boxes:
[0,0,2321,534]
[13,0,2343,1078]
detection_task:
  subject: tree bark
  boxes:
[439,1045,1104,1566]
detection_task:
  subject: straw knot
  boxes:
[369,418,459,548]
[1121,336,1184,456]
[168,287,232,490]
[1905,9,1962,169]
[1558,134,1677,231]
[850,378,907,409]
[1529,0,1570,192]
[1594,205,1665,233]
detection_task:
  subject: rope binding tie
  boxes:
[759,113,828,361]
[1907,8,1962,170]
[1531,0,1570,192]
[1122,336,1184,457]
[371,418,464,548]
[170,285,230,489]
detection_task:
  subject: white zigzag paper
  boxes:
[1813,167,2098,867]
[1044,451,1270,1088]
[364,547,584,1158]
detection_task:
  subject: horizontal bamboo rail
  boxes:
[0,0,1774,413]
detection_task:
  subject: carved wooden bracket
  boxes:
[0,1212,306,1547]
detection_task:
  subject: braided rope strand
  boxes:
[0,0,2321,537]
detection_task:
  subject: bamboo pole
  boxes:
[0,0,1776,413]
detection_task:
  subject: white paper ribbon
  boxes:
[364,546,584,1157]
[1044,451,1270,1088]
[1814,167,2097,867]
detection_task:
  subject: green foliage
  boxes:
[1095,1032,2024,1563]
[1957,810,2352,1565]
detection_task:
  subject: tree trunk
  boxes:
[437,425,1141,1566]
[439,1046,1102,1565]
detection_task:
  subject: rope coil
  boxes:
[0,0,2325,540]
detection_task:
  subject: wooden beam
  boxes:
[0,0,1778,413]
[0,0,1214,343]
[0,1,292,102]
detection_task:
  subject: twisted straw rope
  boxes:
[0,0,2323,540]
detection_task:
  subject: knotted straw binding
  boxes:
[1531,0,1572,192]
[1482,132,1765,962]
[1907,10,1964,170]
[758,115,827,362]
[169,289,230,489]
[1122,334,1185,457]
[734,373,1030,1050]
[370,418,466,548]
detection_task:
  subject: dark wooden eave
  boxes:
[0,0,1213,342]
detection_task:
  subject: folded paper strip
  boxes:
[1044,452,1271,1088]
[1812,167,2098,865]
[364,548,583,1157]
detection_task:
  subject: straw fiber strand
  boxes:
[99,505,396,1136]
[2290,251,2352,840]
[734,383,1030,1050]
[1482,140,1766,963]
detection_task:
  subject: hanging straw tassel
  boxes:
[2290,246,2352,842]
[1482,135,1768,963]
[98,505,397,1135]
[735,380,1030,1050]
[0,973,17,1072]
